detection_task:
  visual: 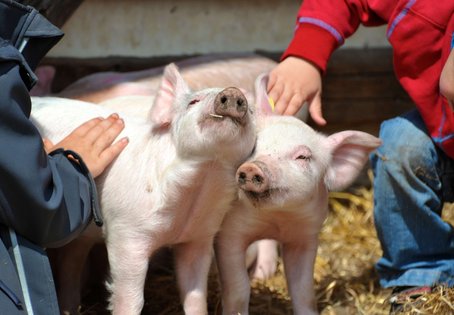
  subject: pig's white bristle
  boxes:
[209,114,224,119]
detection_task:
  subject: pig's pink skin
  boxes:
[245,239,279,280]
[58,53,277,104]
[31,63,256,315]
[215,74,382,315]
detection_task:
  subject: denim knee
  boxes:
[372,113,442,199]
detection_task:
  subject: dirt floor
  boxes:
[80,173,454,315]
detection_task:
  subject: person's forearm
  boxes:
[283,0,387,73]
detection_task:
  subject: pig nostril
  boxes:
[252,175,263,185]
[237,99,244,107]
[221,96,227,104]
[238,172,247,184]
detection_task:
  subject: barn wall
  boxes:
[46,0,390,59]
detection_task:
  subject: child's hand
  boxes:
[44,113,129,178]
[267,56,326,125]
[440,49,454,110]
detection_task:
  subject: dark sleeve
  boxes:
[0,46,93,248]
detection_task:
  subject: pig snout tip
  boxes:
[236,163,269,193]
[214,87,248,119]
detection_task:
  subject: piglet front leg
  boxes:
[106,232,155,315]
[174,238,214,315]
[282,239,319,315]
[216,237,251,315]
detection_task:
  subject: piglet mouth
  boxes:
[242,187,290,206]
[207,112,246,126]
[244,189,272,202]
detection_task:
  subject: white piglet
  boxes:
[215,75,382,315]
[31,63,256,315]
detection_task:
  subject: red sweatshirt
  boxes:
[283,0,454,159]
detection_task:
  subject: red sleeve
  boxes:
[391,3,454,159]
[282,0,388,73]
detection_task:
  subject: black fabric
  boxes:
[437,147,454,202]
[0,0,63,86]
[0,0,32,45]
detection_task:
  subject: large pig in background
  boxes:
[215,75,382,315]
[31,63,256,315]
[58,53,274,102]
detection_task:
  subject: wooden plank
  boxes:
[312,98,413,135]
[323,75,408,100]
[262,48,395,75]
[17,0,84,27]
[327,48,394,75]
[322,98,412,123]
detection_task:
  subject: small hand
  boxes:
[267,56,326,125]
[44,113,129,178]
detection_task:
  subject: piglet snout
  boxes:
[236,162,269,193]
[214,87,248,120]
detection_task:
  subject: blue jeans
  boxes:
[370,109,454,288]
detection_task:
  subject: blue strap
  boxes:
[0,279,23,310]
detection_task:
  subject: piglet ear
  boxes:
[148,63,190,129]
[324,131,382,191]
[254,73,275,116]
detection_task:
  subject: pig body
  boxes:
[215,76,382,315]
[31,64,256,315]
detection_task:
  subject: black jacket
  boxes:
[0,1,96,314]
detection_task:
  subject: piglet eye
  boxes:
[294,146,312,162]
[188,99,200,106]
[296,155,310,161]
